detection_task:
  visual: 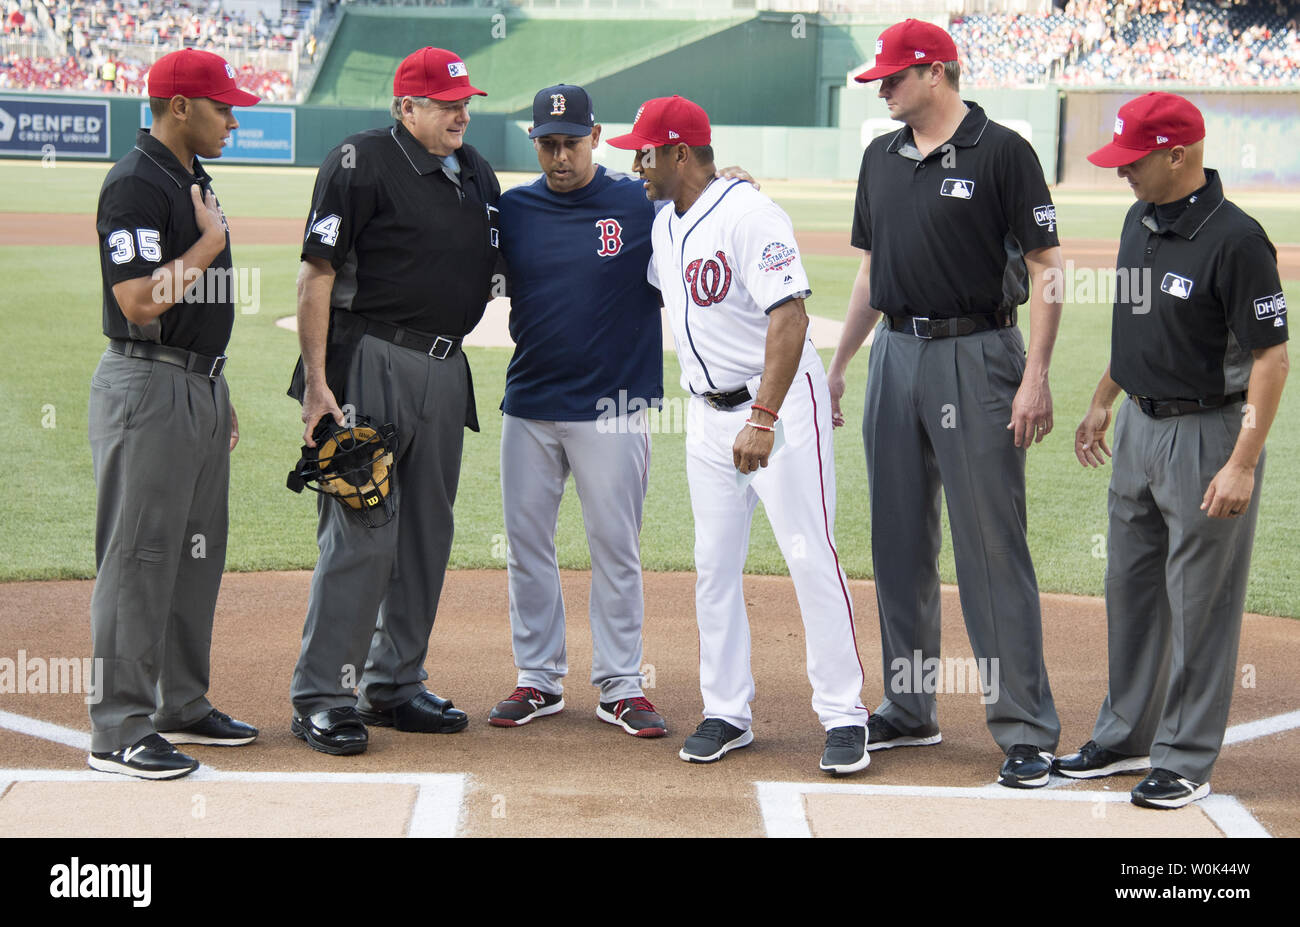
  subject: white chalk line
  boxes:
[755,780,1269,839]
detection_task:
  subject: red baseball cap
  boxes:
[854,19,959,82]
[606,95,711,149]
[393,47,486,101]
[147,48,260,106]
[1087,92,1205,167]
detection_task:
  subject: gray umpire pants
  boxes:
[500,412,650,702]
[88,350,230,752]
[863,320,1060,752]
[291,334,468,717]
[1091,399,1262,784]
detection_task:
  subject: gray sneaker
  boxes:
[820,725,870,776]
[679,718,753,763]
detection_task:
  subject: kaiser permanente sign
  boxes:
[141,101,294,164]
[0,96,110,156]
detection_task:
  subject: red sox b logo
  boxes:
[685,251,732,307]
[596,218,623,257]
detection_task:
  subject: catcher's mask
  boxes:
[287,415,398,528]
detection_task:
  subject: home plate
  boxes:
[0,770,466,838]
[755,782,1269,838]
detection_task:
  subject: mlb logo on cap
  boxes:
[448,62,467,78]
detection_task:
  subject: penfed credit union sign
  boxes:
[0,96,110,157]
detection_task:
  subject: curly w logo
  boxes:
[685,251,732,307]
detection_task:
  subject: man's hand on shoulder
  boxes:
[717,166,759,191]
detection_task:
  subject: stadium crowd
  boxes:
[952,0,1300,87]
[1,0,302,98]
[3,0,1299,96]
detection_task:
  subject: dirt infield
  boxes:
[1,570,1297,837]
[8,212,1300,275]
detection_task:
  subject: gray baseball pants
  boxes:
[863,321,1060,752]
[500,412,650,702]
[88,350,230,753]
[1091,399,1263,784]
[291,334,468,717]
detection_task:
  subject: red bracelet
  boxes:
[751,403,779,421]
[745,419,774,432]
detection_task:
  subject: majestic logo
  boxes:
[940,178,974,199]
[596,218,624,257]
[1160,272,1194,299]
[447,61,467,78]
[685,251,732,307]
[224,63,235,79]
[550,94,566,116]
[1254,292,1287,325]
[1033,204,1057,231]
[758,241,797,273]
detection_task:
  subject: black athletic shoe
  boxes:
[865,714,942,752]
[1131,768,1210,809]
[158,708,258,746]
[1053,740,1149,779]
[820,725,870,776]
[998,743,1054,789]
[88,733,199,780]
[678,718,753,763]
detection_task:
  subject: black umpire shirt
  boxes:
[301,120,501,336]
[850,102,1060,319]
[1110,168,1288,401]
[96,128,235,357]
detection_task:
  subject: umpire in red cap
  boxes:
[87,48,259,779]
[1057,92,1290,808]
[286,47,501,755]
[827,18,1066,788]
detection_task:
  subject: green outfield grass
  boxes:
[1,162,1297,616]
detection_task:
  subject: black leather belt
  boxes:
[886,308,1016,340]
[109,338,226,378]
[698,386,752,411]
[1130,391,1247,419]
[333,311,463,360]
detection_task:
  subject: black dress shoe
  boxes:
[358,691,469,733]
[291,707,369,755]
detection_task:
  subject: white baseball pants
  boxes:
[685,361,869,732]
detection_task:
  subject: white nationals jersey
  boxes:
[647,178,815,394]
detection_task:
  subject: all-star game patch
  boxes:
[759,241,797,273]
